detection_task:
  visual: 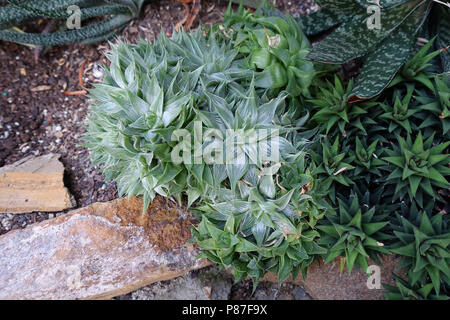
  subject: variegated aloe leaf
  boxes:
[306,0,423,64]
[296,9,348,36]
[315,0,367,14]
[347,0,430,101]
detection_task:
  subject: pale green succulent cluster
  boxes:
[192,153,331,286]
[84,28,252,210]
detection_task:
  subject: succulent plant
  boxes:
[222,1,315,98]
[300,0,450,100]
[84,28,256,211]
[192,162,329,286]
[308,76,379,137]
[381,131,450,207]
[310,136,355,203]
[350,137,385,181]
[317,193,391,274]
[390,208,450,294]
[279,151,335,228]
[415,74,450,138]
[379,84,421,135]
[0,0,146,46]
[389,37,446,91]
[383,273,449,300]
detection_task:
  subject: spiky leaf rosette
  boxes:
[192,162,329,286]
[378,84,422,135]
[308,75,379,137]
[389,37,445,91]
[0,0,145,46]
[415,74,450,138]
[389,209,450,294]
[317,193,391,274]
[84,28,255,211]
[310,136,356,203]
[302,0,449,100]
[383,273,449,300]
[278,152,334,228]
[349,137,385,182]
[222,1,315,98]
[381,131,450,207]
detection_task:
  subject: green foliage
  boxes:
[379,84,420,134]
[222,1,315,97]
[381,131,450,207]
[81,1,450,293]
[383,274,449,300]
[350,137,385,180]
[317,193,391,274]
[84,28,257,211]
[192,159,329,286]
[310,136,355,203]
[0,0,145,46]
[302,0,449,100]
[308,75,378,137]
[389,38,444,91]
[415,74,450,138]
[390,208,450,294]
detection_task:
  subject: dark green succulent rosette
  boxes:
[317,193,391,274]
[381,131,450,208]
[383,273,449,300]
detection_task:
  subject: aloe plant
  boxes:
[222,1,315,97]
[389,37,446,91]
[415,74,450,138]
[308,75,379,137]
[192,161,329,286]
[300,0,450,101]
[350,137,385,180]
[390,209,450,294]
[379,84,420,135]
[0,0,146,45]
[317,193,391,274]
[383,273,449,300]
[381,131,450,207]
[84,28,257,211]
[310,136,355,203]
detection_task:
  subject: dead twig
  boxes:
[63,59,88,96]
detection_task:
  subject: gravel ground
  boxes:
[0,0,317,299]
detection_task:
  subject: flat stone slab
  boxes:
[0,153,75,213]
[0,196,210,299]
[263,255,403,300]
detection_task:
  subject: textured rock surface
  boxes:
[230,279,311,300]
[128,266,233,300]
[0,196,211,299]
[263,255,403,300]
[0,153,75,213]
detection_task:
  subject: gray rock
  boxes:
[130,266,233,300]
